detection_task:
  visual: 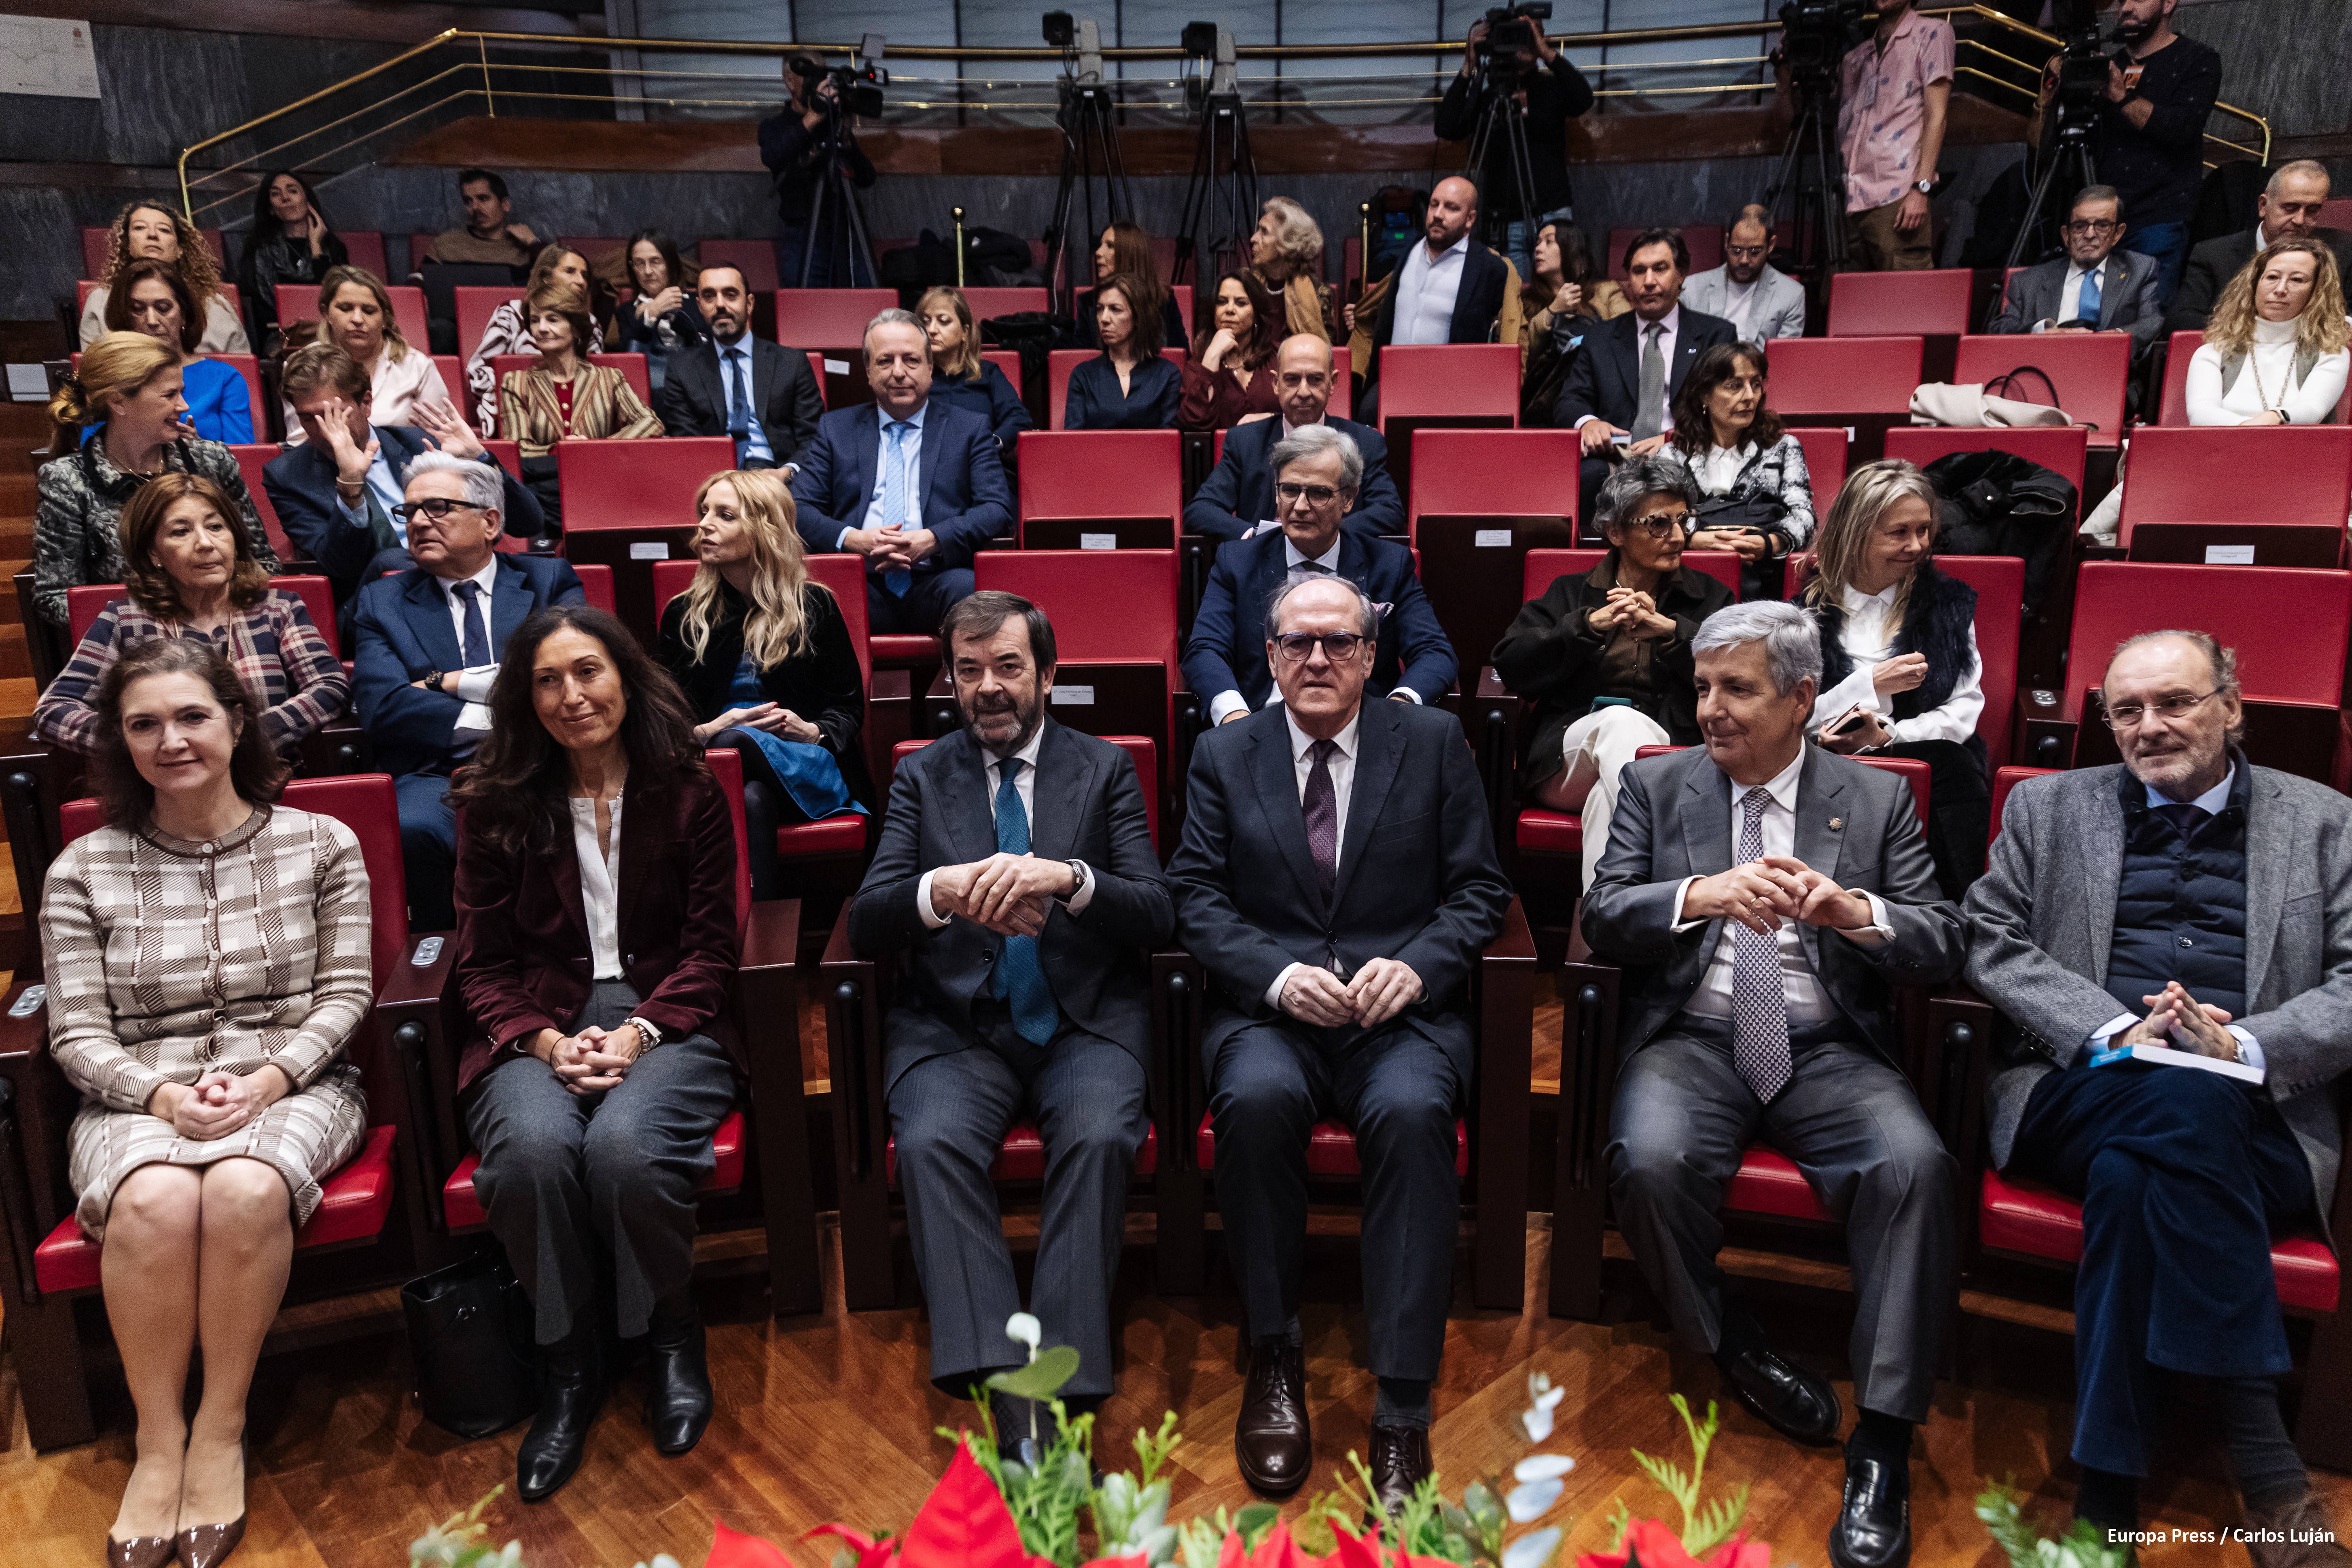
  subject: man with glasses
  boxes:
[1682,205,1808,343]
[1966,631,2352,1557]
[1988,186,2163,350]
[1182,423,1452,727]
[1185,335,1403,545]
[1170,568,1509,1513]
[351,451,586,928]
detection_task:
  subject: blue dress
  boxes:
[726,652,865,822]
[180,356,254,444]
[1064,355,1181,431]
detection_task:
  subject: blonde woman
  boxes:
[918,286,1033,454]
[1247,196,1338,341]
[78,200,249,354]
[2186,238,2350,426]
[656,468,868,896]
[1801,459,1988,896]
[464,244,607,433]
[278,265,451,441]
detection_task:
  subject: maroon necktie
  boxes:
[1303,739,1338,906]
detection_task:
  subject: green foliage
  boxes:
[990,1347,1084,1404]
[408,1487,522,1568]
[1617,1396,1750,1560]
[1975,1481,2132,1568]
[1092,1413,1184,1566]
[941,1390,1098,1568]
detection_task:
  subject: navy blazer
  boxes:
[264,425,544,596]
[1168,700,1512,1064]
[1181,530,1457,714]
[1182,415,1404,544]
[352,553,586,779]
[788,398,1015,574]
[847,718,1175,1087]
[1363,241,1514,385]
[1555,306,1737,432]
[653,333,824,465]
[1065,355,1181,431]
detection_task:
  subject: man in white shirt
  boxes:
[1681,205,1809,343]
[1987,186,2163,349]
[1353,176,1522,407]
[1581,599,1964,1568]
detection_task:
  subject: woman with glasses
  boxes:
[1491,455,1731,891]
[1802,459,1988,897]
[1662,341,1816,600]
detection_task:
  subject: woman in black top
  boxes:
[1081,221,1189,352]
[608,228,703,395]
[1064,272,1180,431]
[238,170,347,354]
[918,286,1033,456]
[656,469,867,898]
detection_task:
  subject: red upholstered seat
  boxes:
[776,817,869,856]
[1982,1169,2338,1314]
[1195,1113,1469,1178]
[34,1125,399,1295]
[1828,269,1973,337]
[441,1110,746,1231]
[1725,1147,1835,1222]
[885,1121,1160,1184]
[1765,337,1924,418]
[1515,810,1582,854]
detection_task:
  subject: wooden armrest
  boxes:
[820,918,888,1187]
[740,896,800,973]
[1473,898,1536,1307]
[0,986,51,1063]
[2017,689,2074,769]
[298,724,366,778]
[0,982,72,1257]
[373,929,461,1212]
[1475,665,1511,702]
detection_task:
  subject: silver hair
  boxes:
[1265,566,1380,640]
[2268,159,2331,197]
[865,307,930,358]
[2106,628,2247,744]
[1597,454,1701,541]
[1692,600,1822,696]
[404,450,501,513]
[1270,422,1364,494]
[1258,196,1326,266]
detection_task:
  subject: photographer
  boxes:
[759,58,879,289]
[1835,0,1953,271]
[1434,8,1595,289]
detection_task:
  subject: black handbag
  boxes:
[400,1249,542,1438]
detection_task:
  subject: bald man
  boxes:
[1185,336,1404,543]
[1352,176,1523,409]
[2169,161,2352,335]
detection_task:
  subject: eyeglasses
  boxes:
[2102,688,2220,729]
[1725,244,1769,262]
[2063,220,2120,236]
[394,498,487,523]
[1621,511,1695,539]
[1273,631,1367,663]
[1275,482,1344,506]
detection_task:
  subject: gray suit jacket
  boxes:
[1581,744,1966,1065]
[1988,250,2164,349]
[1681,264,1808,343]
[1964,764,2352,1227]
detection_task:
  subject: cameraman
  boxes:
[759,58,878,289]
[2033,0,2217,309]
[1836,0,1953,271]
[1435,11,1595,288]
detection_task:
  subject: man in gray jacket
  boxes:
[1681,205,1808,343]
[1986,185,2164,350]
[1966,629,2352,1564]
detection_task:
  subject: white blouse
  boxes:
[569,795,625,980]
[280,343,453,443]
[1810,581,1985,747]
[1693,442,1754,496]
[2185,314,2351,427]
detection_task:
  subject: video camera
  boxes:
[1775,0,1870,80]
[2043,0,2113,142]
[790,47,886,121]
[1474,2,1552,83]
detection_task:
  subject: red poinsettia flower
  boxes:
[714,1519,803,1568]
[1573,1519,1771,1568]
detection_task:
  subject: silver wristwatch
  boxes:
[624,1015,664,1051]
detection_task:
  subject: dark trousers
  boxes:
[1207,1016,1464,1381]
[867,568,977,638]
[1876,738,1990,901]
[394,769,458,930]
[465,980,736,1344]
[1608,1017,1958,1422]
[2013,1055,2315,1475]
[888,1005,1148,1399]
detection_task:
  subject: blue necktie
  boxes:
[725,348,754,467]
[991,758,1059,1046]
[452,580,491,667]
[877,419,912,598]
[2077,265,2103,324]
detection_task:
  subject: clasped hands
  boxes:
[843,523,939,570]
[1280,957,1422,1030]
[2117,980,2241,1061]
[1585,585,1676,640]
[149,1064,291,1140]
[933,852,1075,937]
[1684,855,1873,935]
[534,1022,648,1095]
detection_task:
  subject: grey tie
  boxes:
[1631,321,1667,441]
[1730,786,1793,1103]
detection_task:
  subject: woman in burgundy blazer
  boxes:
[449,602,739,1502]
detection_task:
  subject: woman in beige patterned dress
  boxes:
[40,638,372,1568]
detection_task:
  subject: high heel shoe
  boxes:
[172,1517,244,1568]
[104,1533,177,1568]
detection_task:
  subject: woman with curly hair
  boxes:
[78,201,248,354]
[1179,269,1284,430]
[1246,196,1338,341]
[2186,237,2350,426]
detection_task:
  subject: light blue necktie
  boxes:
[992,758,1059,1046]
[876,419,913,598]
[2077,265,2103,324]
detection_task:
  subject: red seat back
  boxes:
[1376,345,1521,427]
[2062,562,2352,719]
[699,239,782,294]
[982,349,1024,395]
[1016,430,1183,526]
[1784,426,1849,502]
[228,443,293,562]
[974,551,1181,685]
[1765,337,1924,417]
[1410,430,1581,531]
[571,564,615,615]
[342,231,388,280]
[1882,425,2090,497]
[1521,548,1743,603]
[964,287,1050,319]
[2117,427,2352,540]
[488,352,651,406]
[701,746,754,922]
[1045,348,1189,431]
[453,286,519,359]
[1828,269,1974,337]
[555,436,735,531]
[2155,328,2205,426]
[1990,765,2060,841]
[892,735,1160,852]
[1954,333,2132,439]
[66,585,125,647]
[773,288,898,350]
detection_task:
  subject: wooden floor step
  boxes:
[0,474,34,518]
[0,627,32,685]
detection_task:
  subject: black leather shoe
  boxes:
[1234,1340,1312,1496]
[1369,1424,1433,1517]
[1829,1452,1911,1568]
[518,1329,604,1502]
[1718,1344,1842,1446]
[646,1303,713,1457]
[989,1392,1059,1474]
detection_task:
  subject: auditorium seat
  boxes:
[963,286,1049,318]
[700,239,782,293]
[1015,429,1183,546]
[1765,337,1924,425]
[227,443,293,562]
[1375,344,1520,433]
[452,285,520,360]
[2115,425,2352,564]
[1785,426,1849,502]
[339,230,388,280]
[982,348,1023,394]
[554,435,735,641]
[489,351,653,407]
[775,288,898,351]
[431,355,466,422]
[1045,347,1190,431]
[1827,269,1974,337]
[1953,333,2132,447]
[1882,424,2089,498]
[1403,428,1581,697]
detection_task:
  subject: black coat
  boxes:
[654,334,824,466]
[656,578,872,799]
[2168,226,2352,335]
[239,228,349,348]
[1362,241,1516,386]
[1812,563,1984,769]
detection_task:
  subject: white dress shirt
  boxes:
[1810,581,1985,746]
[1573,306,1680,436]
[1392,234,1469,347]
[2032,260,2104,332]
[1264,707,1362,1010]
[917,725,1098,927]
[569,794,625,978]
[435,557,503,736]
[855,399,926,538]
[1670,747,1893,1025]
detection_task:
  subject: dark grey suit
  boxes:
[1581,744,1966,1421]
[2168,226,2352,335]
[847,718,1174,1397]
[1168,700,1511,1378]
[1989,249,2165,349]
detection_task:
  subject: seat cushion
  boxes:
[442,1110,745,1231]
[777,816,867,856]
[1981,1169,2339,1314]
[1516,810,1581,855]
[870,634,940,668]
[1723,1147,1835,1222]
[885,1120,1160,1184]
[1196,1114,1471,1178]
[34,1124,399,1295]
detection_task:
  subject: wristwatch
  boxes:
[424,670,447,692]
[1066,859,1089,902]
[1912,178,1935,195]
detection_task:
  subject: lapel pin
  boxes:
[1828,817,1843,833]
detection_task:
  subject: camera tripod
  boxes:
[1172,29,1256,288]
[793,102,877,288]
[1761,72,1848,274]
[1045,75,1134,312]
[2000,119,2099,281]
[1462,68,1544,259]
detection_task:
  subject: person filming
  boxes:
[1433,6,1595,289]
[760,58,878,289]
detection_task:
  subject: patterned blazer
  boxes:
[1659,432,1820,549]
[495,362,663,459]
[465,298,604,434]
[34,436,280,629]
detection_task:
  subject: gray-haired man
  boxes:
[1581,599,1965,1568]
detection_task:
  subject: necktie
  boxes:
[725,348,754,466]
[2154,801,2206,841]
[2077,264,2103,324]
[452,580,491,668]
[991,758,1059,1046]
[1730,786,1793,1104]
[1631,321,1667,441]
[1299,559,1332,574]
[1302,739,1339,909]
[876,420,912,598]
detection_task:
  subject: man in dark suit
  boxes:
[790,309,1014,636]
[267,341,545,638]
[1558,228,1737,534]
[652,264,823,469]
[848,591,1174,1453]
[1989,185,2165,350]
[1184,335,1403,543]
[1354,176,1522,405]
[1581,600,1966,1568]
[352,452,585,930]
[2169,160,2352,335]
[1182,424,1453,725]
[1169,570,1511,1510]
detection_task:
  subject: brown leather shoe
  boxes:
[2244,1487,2352,1567]
[1369,1424,1433,1516]
[1235,1340,1311,1496]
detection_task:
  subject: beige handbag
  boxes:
[1909,366,2077,428]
